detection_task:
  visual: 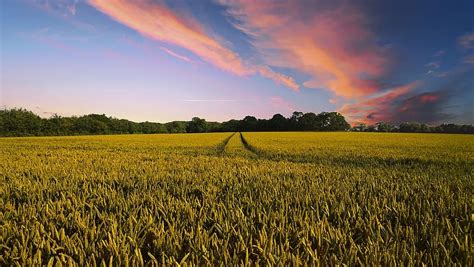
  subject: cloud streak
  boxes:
[180,99,240,102]
[464,54,474,64]
[159,46,192,63]
[88,0,298,90]
[338,82,419,124]
[219,0,389,97]
[338,80,461,125]
[458,32,474,49]
[270,96,294,112]
[30,0,78,17]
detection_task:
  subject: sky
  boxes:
[1,0,473,125]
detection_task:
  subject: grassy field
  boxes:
[0,132,472,265]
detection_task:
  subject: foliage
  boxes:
[354,121,474,134]
[1,108,472,137]
[0,108,351,136]
[1,132,472,265]
[186,117,209,133]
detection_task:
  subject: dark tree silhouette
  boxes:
[0,108,471,136]
[186,117,208,133]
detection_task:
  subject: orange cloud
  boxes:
[220,0,388,97]
[257,66,299,91]
[89,0,298,90]
[338,82,420,124]
[90,0,247,74]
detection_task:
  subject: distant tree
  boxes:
[111,119,131,134]
[256,119,270,131]
[400,122,419,133]
[269,114,289,131]
[206,121,222,132]
[187,117,208,133]
[166,121,187,133]
[241,116,258,131]
[366,125,376,132]
[1,107,472,136]
[73,115,108,134]
[353,123,367,132]
[432,123,474,133]
[419,123,430,133]
[375,122,393,132]
[299,112,318,130]
[0,108,42,136]
[459,124,474,134]
[318,112,350,131]
[221,119,240,132]
[289,111,303,130]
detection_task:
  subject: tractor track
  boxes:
[216,132,236,154]
[238,132,260,157]
[217,132,259,158]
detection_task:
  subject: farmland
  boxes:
[0,132,472,265]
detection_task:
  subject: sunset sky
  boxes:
[1,0,473,124]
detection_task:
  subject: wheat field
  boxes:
[1,132,472,265]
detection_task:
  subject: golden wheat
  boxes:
[0,132,472,265]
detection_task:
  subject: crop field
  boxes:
[0,132,472,265]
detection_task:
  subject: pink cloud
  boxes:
[89,0,298,90]
[338,82,420,124]
[220,0,389,97]
[257,66,299,91]
[270,96,294,112]
[419,94,439,103]
[89,0,248,75]
[338,83,452,125]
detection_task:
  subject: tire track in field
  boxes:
[238,132,259,158]
[238,133,447,168]
[216,132,236,154]
[220,132,258,158]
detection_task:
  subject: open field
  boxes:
[0,132,472,265]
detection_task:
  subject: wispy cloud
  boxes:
[425,61,443,76]
[425,61,440,69]
[270,96,294,112]
[180,99,240,102]
[88,0,298,90]
[391,91,453,124]
[28,0,97,32]
[89,0,248,75]
[19,27,76,52]
[434,71,450,78]
[159,46,193,63]
[433,50,445,57]
[219,0,389,97]
[338,72,472,125]
[257,66,298,91]
[458,32,474,49]
[338,82,420,124]
[30,0,78,17]
[463,54,474,64]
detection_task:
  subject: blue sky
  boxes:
[1,0,473,124]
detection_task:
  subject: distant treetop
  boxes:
[0,108,471,136]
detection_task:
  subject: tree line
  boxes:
[352,121,474,134]
[0,108,472,136]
